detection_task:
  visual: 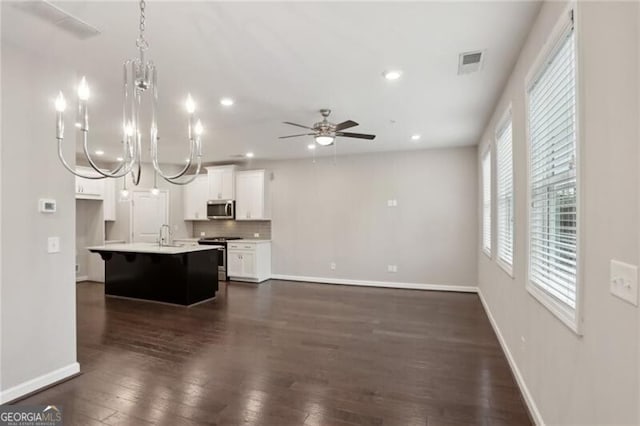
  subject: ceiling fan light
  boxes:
[315,135,335,146]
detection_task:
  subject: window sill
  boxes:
[526,283,582,336]
[497,258,514,278]
[482,248,492,259]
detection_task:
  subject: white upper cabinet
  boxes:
[207,165,236,200]
[183,174,209,221]
[235,169,270,221]
[75,167,105,200]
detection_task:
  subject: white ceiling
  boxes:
[3,1,541,163]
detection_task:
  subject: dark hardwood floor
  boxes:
[14,280,531,425]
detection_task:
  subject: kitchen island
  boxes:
[88,243,220,306]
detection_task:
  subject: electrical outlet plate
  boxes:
[610,260,638,306]
[330,262,336,271]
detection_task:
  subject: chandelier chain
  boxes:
[137,0,148,50]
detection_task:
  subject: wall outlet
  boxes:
[200,232,206,237]
[254,233,260,238]
[387,265,398,273]
[47,237,60,253]
[387,199,398,207]
[330,262,336,271]
[610,260,638,306]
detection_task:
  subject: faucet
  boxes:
[159,224,172,247]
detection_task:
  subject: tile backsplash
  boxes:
[192,220,272,240]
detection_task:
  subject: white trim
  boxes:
[0,362,80,404]
[75,275,89,282]
[478,290,544,426]
[271,274,477,293]
[496,258,514,279]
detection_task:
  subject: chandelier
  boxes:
[54,0,203,193]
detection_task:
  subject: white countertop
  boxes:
[232,239,271,243]
[87,243,221,255]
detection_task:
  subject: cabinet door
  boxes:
[220,168,235,200]
[75,170,104,199]
[208,169,224,200]
[236,171,264,220]
[241,251,256,277]
[183,175,208,220]
[227,251,243,277]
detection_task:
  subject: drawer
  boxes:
[228,243,256,251]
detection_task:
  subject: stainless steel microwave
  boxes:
[207,200,235,219]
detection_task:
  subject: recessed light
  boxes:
[116,156,124,162]
[307,144,316,150]
[411,134,421,141]
[95,150,104,156]
[383,70,402,81]
[245,152,254,158]
[220,98,234,107]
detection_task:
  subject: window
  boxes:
[527,11,578,326]
[482,150,491,256]
[496,116,514,272]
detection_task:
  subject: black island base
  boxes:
[89,244,220,306]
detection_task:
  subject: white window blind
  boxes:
[527,19,578,310]
[497,118,513,269]
[482,150,491,255]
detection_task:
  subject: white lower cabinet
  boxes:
[227,241,271,283]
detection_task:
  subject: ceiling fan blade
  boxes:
[283,121,314,130]
[278,133,315,139]
[334,120,359,131]
[336,132,376,140]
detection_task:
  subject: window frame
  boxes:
[481,147,492,258]
[524,3,583,335]
[495,107,514,278]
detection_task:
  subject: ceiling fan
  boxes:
[280,109,376,146]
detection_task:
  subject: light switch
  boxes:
[47,237,60,254]
[610,260,638,306]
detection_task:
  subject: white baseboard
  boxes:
[478,289,544,426]
[0,362,80,404]
[270,274,478,293]
[75,275,88,282]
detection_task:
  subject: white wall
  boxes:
[258,147,477,288]
[477,2,639,424]
[0,41,79,400]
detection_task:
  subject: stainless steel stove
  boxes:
[197,237,242,280]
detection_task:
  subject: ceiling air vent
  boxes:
[12,1,100,40]
[458,50,485,75]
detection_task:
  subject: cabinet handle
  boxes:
[243,245,251,249]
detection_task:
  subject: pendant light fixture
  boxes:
[54,0,204,189]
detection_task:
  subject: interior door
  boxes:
[131,190,169,242]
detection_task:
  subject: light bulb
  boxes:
[383,70,402,81]
[220,98,234,107]
[194,120,204,136]
[55,92,66,112]
[77,76,90,101]
[307,144,316,150]
[150,187,160,196]
[119,189,130,201]
[245,152,254,158]
[315,135,335,146]
[185,94,196,114]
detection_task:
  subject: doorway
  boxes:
[130,190,169,243]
